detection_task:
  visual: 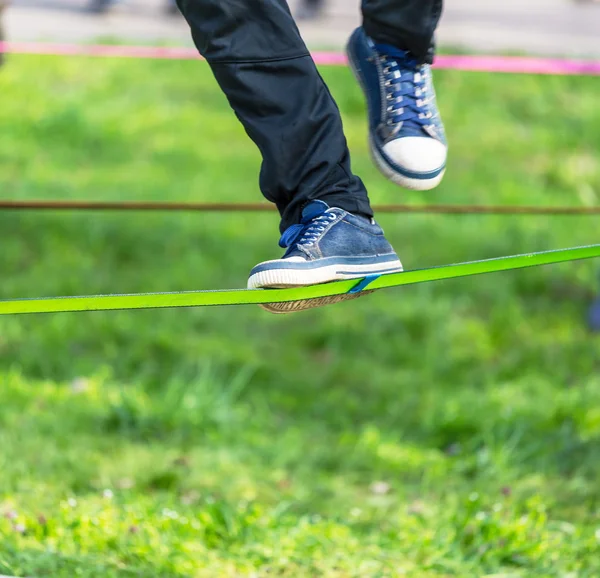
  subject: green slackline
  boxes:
[0,244,599,315]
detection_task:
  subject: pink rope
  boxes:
[434,54,600,76]
[1,42,600,76]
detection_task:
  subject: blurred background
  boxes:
[3,0,600,56]
[0,1,600,577]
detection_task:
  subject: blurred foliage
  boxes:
[0,55,599,576]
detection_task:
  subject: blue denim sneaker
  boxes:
[347,27,447,191]
[248,200,403,313]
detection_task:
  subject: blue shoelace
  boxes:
[374,43,432,133]
[279,204,336,249]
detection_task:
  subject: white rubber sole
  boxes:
[369,135,446,191]
[248,258,403,314]
[247,258,403,290]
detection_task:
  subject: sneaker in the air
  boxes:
[248,200,403,313]
[347,26,447,191]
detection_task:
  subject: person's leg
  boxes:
[347,0,447,191]
[176,0,371,233]
[176,0,402,312]
[362,0,443,65]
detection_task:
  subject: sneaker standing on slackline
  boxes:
[175,0,446,312]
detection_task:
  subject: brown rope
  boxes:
[1,199,600,215]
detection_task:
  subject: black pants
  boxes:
[176,0,443,231]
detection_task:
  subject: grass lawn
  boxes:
[0,54,599,577]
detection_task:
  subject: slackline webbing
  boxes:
[1,244,598,315]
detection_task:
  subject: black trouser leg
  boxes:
[175,0,372,232]
[362,0,444,64]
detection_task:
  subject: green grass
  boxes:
[0,54,599,577]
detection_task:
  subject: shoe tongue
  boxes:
[374,43,418,67]
[301,200,330,222]
[374,44,429,136]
